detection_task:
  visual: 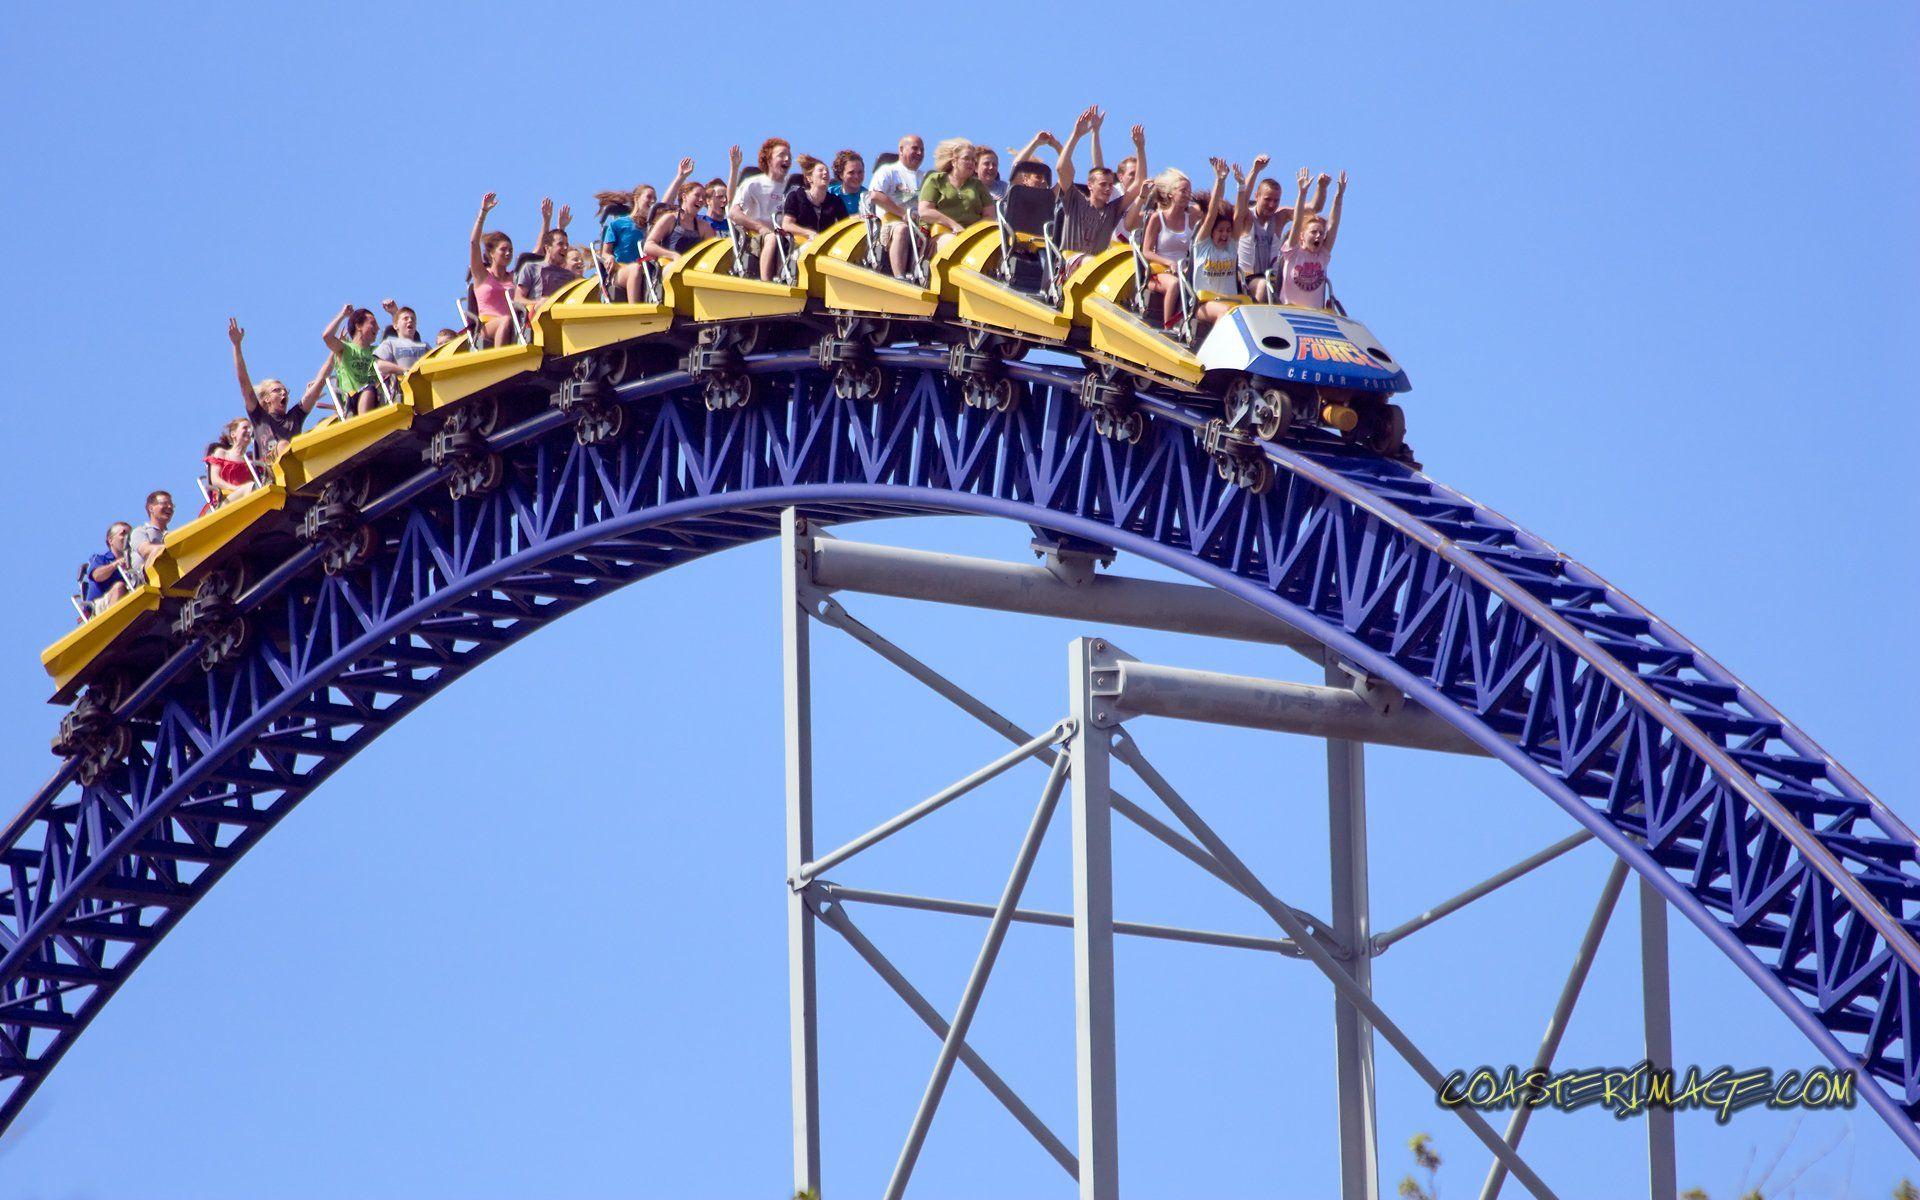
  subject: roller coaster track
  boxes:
[4,344,1917,1162]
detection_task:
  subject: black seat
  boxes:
[998,184,1060,296]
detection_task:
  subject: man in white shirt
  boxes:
[865,133,925,277]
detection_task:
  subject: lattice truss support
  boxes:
[777,511,1706,1198]
[0,352,1912,1160]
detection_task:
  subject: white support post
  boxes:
[1326,659,1379,1200]
[1640,879,1677,1200]
[1070,639,1122,1200]
[781,509,823,1194]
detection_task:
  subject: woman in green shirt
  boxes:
[916,138,994,253]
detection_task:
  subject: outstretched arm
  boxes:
[664,157,694,207]
[1089,108,1105,170]
[1234,154,1267,237]
[1199,158,1228,236]
[1323,171,1346,251]
[1056,106,1095,193]
[298,355,331,413]
[538,197,555,245]
[320,302,352,354]
[1308,172,1331,217]
[1008,129,1054,170]
[1119,124,1148,211]
[470,193,496,281]
[229,318,259,416]
[726,144,743,197]
[1286,168,1312,249]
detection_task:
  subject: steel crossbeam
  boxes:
[0,349,1910,1171]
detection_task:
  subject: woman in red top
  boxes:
[200,418,259,514]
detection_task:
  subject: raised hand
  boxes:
[1208,156,1228,179]
[1297,167,1311,189]
[678,156,695,176]
[1336,170,1348,189]
[1316,172,1332,189]
[1040,131,1062,149]
[540,196,554,223]
[1251,153,1270,174]
[1090,105,1106,131]
[380,298,398,313]
[1074,108,1096,136]
[1230,163,1246,186]
[227,317,244,345]
[1130,123,1145,148]
[480,192,498,214]
[728,144,743,168]
[556,204,572,229]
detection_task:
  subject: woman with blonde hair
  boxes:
[916,138,993,252]
[1140,166,1202,327]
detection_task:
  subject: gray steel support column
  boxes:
[884,755,1072,1199]
[781,509,822,1194]
[1480,860,1629,1200]
[1326,660,1379,1200]
[1070,639,1121,1200]
[1640,879,1677,1200]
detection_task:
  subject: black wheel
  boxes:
[474,455,503,494]
[1244,458,1274,494]
[854,363,886,401]
[864,319,893,347]
[997,336,1029,361]
[989,378,1019,413]
[1214,456,1232,481]
[1120,410,1146,444]
[603,348,633,386]
[729,322,765,357]
[965,327,996,352]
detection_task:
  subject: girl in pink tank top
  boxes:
[1280,167,1345,310]
[467,193,518,347]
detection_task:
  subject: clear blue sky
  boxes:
[2,2,1916,1196]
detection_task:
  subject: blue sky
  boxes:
[1,1,1917,1196]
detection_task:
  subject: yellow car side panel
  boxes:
[144,484,289,592]
[411,342,545,415]
[275,402,416,495]
[948,267,1072,342]
[1083,298,1205,386]
[41,586,164,696]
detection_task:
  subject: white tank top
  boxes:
[1152,208,1191,261]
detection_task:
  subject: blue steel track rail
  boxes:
[1,348,1915,1153]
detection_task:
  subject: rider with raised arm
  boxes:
[1192,158,1252,335]
[322,303,383,416]
[468,193,516,347]
[229,317,324,461]
[1278,168,1343,309]
[373,300,431,376]
[644,179,715,264]
[1056,108,1135,270]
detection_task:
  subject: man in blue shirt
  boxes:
[81,521,133,615]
